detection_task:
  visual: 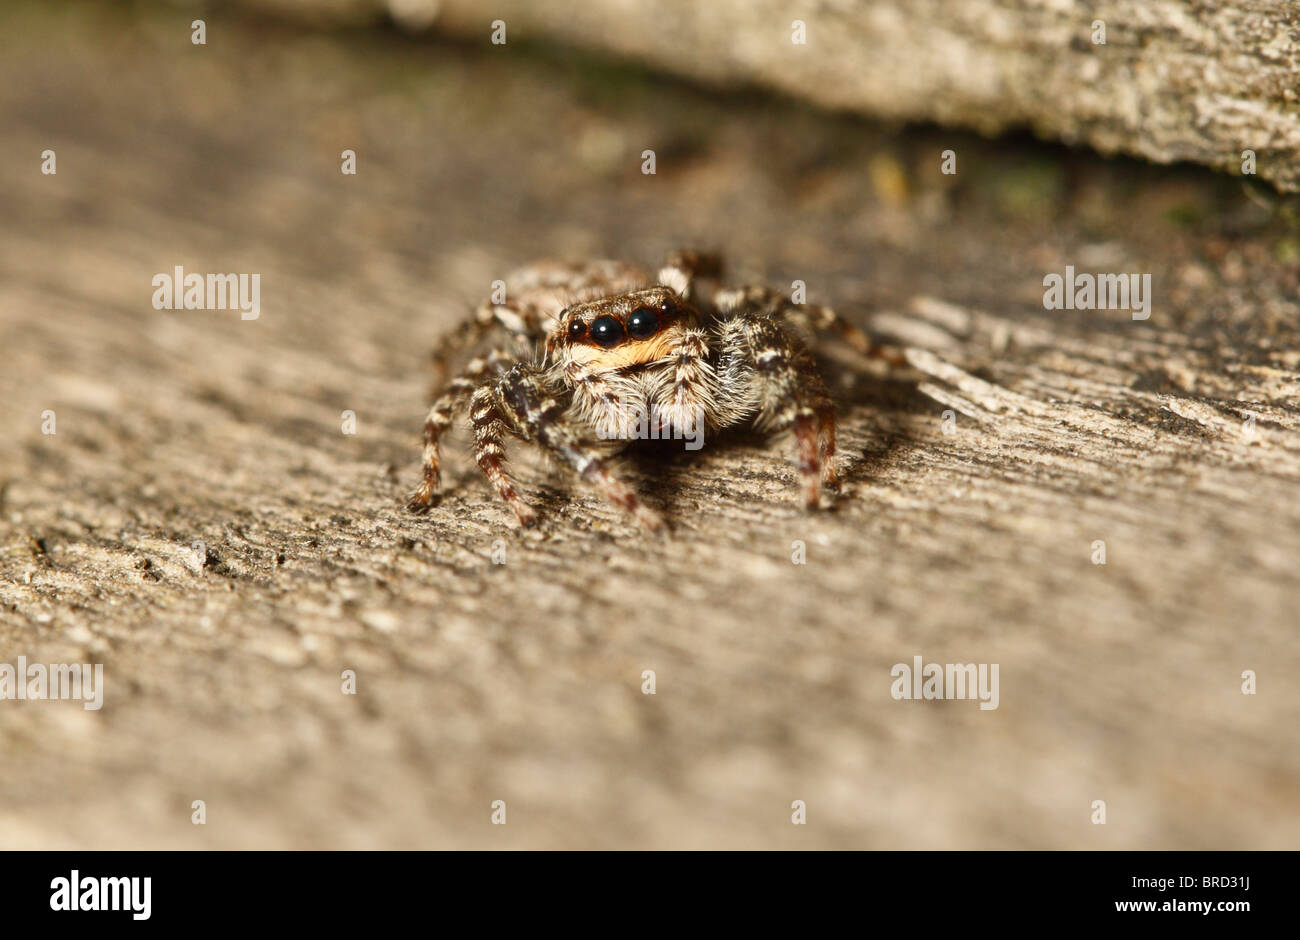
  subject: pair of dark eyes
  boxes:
[568,300,673,347]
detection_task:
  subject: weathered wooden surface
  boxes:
[1,2,1297,848]
[234,0,1300,194]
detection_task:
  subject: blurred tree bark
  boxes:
[234,0,1300,192]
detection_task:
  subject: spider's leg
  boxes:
[796,302,907,367]
[716,286,905,367]
[407,350,512,512]
[495,364,663,530]
[818,411,838,492]
[469,384,540,526]
[428,301,539,396]
[719,313,838,509]
[657,250,723,303]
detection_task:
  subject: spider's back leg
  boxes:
[658,250,723,304]
[716,311,838,509]
[715,285,906,367]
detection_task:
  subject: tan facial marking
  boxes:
[565,324,684,370]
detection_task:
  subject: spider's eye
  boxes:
[590,315,624,347]
[626,307,659,339]
[658,298,676,317]
[567,318,587,340]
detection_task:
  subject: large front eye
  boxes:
[567,318,587,340]
[626,307,659,339]
[590,315,624,347]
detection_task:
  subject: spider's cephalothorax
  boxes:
[408,252,895,530]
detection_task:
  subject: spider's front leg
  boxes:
[718,314,839,509]
[487,364,664,530]
[469,382,539,526]
[408,349,513,513]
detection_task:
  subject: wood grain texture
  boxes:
[1,2,1297,848]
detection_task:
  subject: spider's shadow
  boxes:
[823,361,937,490]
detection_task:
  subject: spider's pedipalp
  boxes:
[654,325,718,437]
[564,358,632,438]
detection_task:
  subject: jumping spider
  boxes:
[408,251,898,530]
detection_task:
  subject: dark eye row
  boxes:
[567,299,675,348]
